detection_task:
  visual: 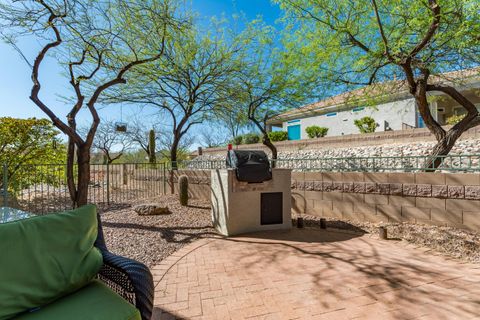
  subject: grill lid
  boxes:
[226,150,272,183]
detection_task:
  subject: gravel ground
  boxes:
[295,214,480,264]
[100,195,214,267]
[98,195,478,267]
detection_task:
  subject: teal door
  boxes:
[416,110,425,128]
[287,124,301,140]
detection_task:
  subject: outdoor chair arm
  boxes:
[97,249,154,320]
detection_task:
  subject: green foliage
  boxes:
[0,118,66,193]
[305,126,329,138]
[243,133,261,144]
[354,117,377,134]
[276,0,480,100]
[232,136,243,145]
[105,16,239,164]
[446,114,466,125]
[0,0,182,205]
[148,129,156,164]
[223,18,318,159]
[178,175,189,206]
[213,102,250,139]
[268,131,288,142]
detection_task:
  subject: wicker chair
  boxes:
[93,212,154,320]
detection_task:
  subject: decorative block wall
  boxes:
[170,170,480,232]
[291,172,480,231]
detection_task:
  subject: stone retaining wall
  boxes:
[196,127,480,160]
[172,169,480,232]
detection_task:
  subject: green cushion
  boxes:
[13,280,141,320]
[0,205,103,320]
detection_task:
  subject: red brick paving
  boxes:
[152,229,480,320]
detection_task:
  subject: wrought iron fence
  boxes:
[175,154,480,173]
[2,154,479,214]
[1,163,167,214]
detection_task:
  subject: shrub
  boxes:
[305,126,329,138]
[268,131,288,142]
[243,133,261,144]
[232,135,243,145]
[354,116,377,133]
[0,117,66,193]
[446,114,465,125]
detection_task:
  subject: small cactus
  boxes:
[148,129,156,164]
[178,175,189,206]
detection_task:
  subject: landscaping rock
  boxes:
[295,213,480,264]
[102,195,213,267]
[134,204,170,216]
[194,138,480,172]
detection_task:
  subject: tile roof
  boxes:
[270,67,480,123]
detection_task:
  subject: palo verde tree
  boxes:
[229,20,316,163]
[212,101,250,140]
[0,0,180,206]
[157,130,195,162]
[106,19,240,170]
[277,0,480,170]
[198,125,228,148]
[83,120,131,165]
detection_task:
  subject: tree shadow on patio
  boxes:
[217,228,480,319]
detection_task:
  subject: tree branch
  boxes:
[426,84,478,115]
[29,1,83,145]
[408,0,441,58]
[371,0,393,60]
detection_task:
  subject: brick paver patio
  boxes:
[151,229,480,320]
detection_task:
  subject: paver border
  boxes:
[151,236,220,287]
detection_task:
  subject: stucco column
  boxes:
[430,101,438,122]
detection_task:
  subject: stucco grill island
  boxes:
[211,150,292,236]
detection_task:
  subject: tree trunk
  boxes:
[75,146,91,207]
[425,126,468,171]
[413,83,475,171]
[169,138,179,194]
[66,139,77,205]
[262,134,277,168]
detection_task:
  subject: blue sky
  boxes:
[0,0,281,136]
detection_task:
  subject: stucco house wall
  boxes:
[282,98,417,139]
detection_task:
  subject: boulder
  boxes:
[134,204,170,216]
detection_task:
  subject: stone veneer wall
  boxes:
[292,172,480,231]
[171,169,480,232]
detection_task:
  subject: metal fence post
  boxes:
[106,163,110,205]
[122,164,128,185]
[2,163,8,207]
[163,163,166,195]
